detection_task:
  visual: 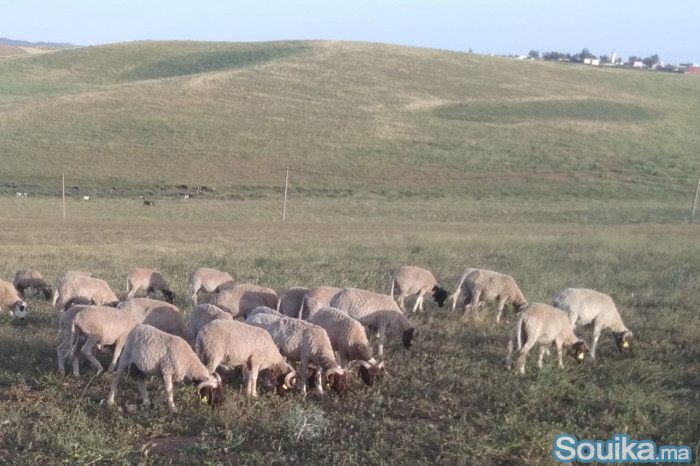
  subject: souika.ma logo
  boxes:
[553,434,692,463]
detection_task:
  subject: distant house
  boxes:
[631,60,644,68]
[679,63,700,75]
[583,57,600,66]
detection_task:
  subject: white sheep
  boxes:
[212,283,278,319]
[13,268,52,300]
[187,303,234,344]
[389,265,449,312]
[52,271,92,306]
[188,267,234,305]
[108,324,224,411]
[0,279,28,320]
[299,286,341,320]
[277,286,310,318]
[330,288,416,357]
[449,267,478,310]
[245,314,348,396]
[117,297,189,341]
[54,276,119,314]
[552,287,634,359]
[126,268,174,303]
[308,307,385,386]
[506,302,589,374]
[196,319,296,397]
[462,269,528,322]
[68,305,142,375]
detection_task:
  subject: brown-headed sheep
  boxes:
[108,324,224,411]
[212,283,278,319]
[196,319,296,397]
[188,268,234,305]
[0,279,28,320]
[506,303,589,374]
[462,269,528,322]
[54,276,119,314]
[552,287,634,359]
[389,265,449,312]
[126,268,174,303]
[330,288,415,357]
[308,307,384,386]
[13,269,52,300]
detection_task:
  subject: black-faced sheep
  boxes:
[195,319,296,397]
[506,303,589,374]
[188,268,234,305]
[212,283,278,319]
[126,268,174,303]
[552,287,634,359]
[54,276,119,314]
[0,279,28,320]
[330,288,416,357]
[13,269,52,300]
[462,269,528,322]
[108,324,224,411]
[389,265,449,312]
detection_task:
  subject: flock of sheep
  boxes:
[0,264,634,411]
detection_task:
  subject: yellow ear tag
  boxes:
[622,341,629,348]
[376,333,380,338]
[282,384,288,390]
[577,353,585,360]
[325,382,331,390]
[201,396,208,403]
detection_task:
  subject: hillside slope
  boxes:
[0,40,698,199]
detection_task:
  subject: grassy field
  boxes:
[0,40,699,464]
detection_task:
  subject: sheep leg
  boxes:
[537,345,548,368]
[161,374,176,411]
[590,325,601,359]
[515,339,536,374]
[505,340,514,369]
[495,297,507,323]
[57,341,66,374]
[465,289,481,317]
[81,336,104,373]
[377,323,388,357]
[297,361,309,396]
[248,366,259,397]
[556,342,564,368]
[451,290,460,311]
[107,339,126,372]
[397,292,406,312]
[412,293,424,313]
[136,378,151,407]
[107,363,127,406]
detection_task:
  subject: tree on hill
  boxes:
[643,54,660,67]
[528,50,539,59]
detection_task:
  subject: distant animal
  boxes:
[143,200,156,207]
[183,194,191,199]
[389,265,449,312]
[125,268,174,303]
[83,195,90,201]
[551,288,634,359]
[13,268,52,300]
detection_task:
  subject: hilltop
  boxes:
[0,40,698,200]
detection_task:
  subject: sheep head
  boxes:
[432,286,449,307]
[348,358,385,387]
[614,330,634,353]
[274,367,298,395]
[40,285,53,300]
[197,373,225,408]
[569,340,589,363]
[402,327,416,349]
[10,300,27,321]
[325,367,348,396]
[162,290,175,304]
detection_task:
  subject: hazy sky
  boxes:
[3,0,698,64]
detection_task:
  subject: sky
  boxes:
[2,0,698,65]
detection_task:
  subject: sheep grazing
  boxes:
[57,304,92,375]
[195,319,296,397]
[212,283,278,319]
[126,268,174,303]
[449,267,478,311]
[390,265,449,313]
[188,268,234,305]
[506,303,589,374]
[462,269,528,322]
[278,286,310,318]
[552,288,634,359]
[69,306,142,375]
[108,324,224,411]
[187,303,234,344]
[0,279,28,320]
[54,276,119,314]
[13,269,52,300]
[52,271,92,307]
[330,288,416,357]
[300,286,341,320]
[246,314,348,396]
[117,298,189,341]
[308,307,385,386]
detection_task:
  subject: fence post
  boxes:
[62,172,66,219]
[690,174,700,224]
[282,168,289,222]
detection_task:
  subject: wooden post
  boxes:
[282,168,289,222]
[690,173,700,224]
[62,172,66,219]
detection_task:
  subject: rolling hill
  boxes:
[0,40,699,200]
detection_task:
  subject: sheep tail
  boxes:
[69,318,80,358]
[515,314,526,351]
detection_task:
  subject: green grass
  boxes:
[0,40,698,464]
